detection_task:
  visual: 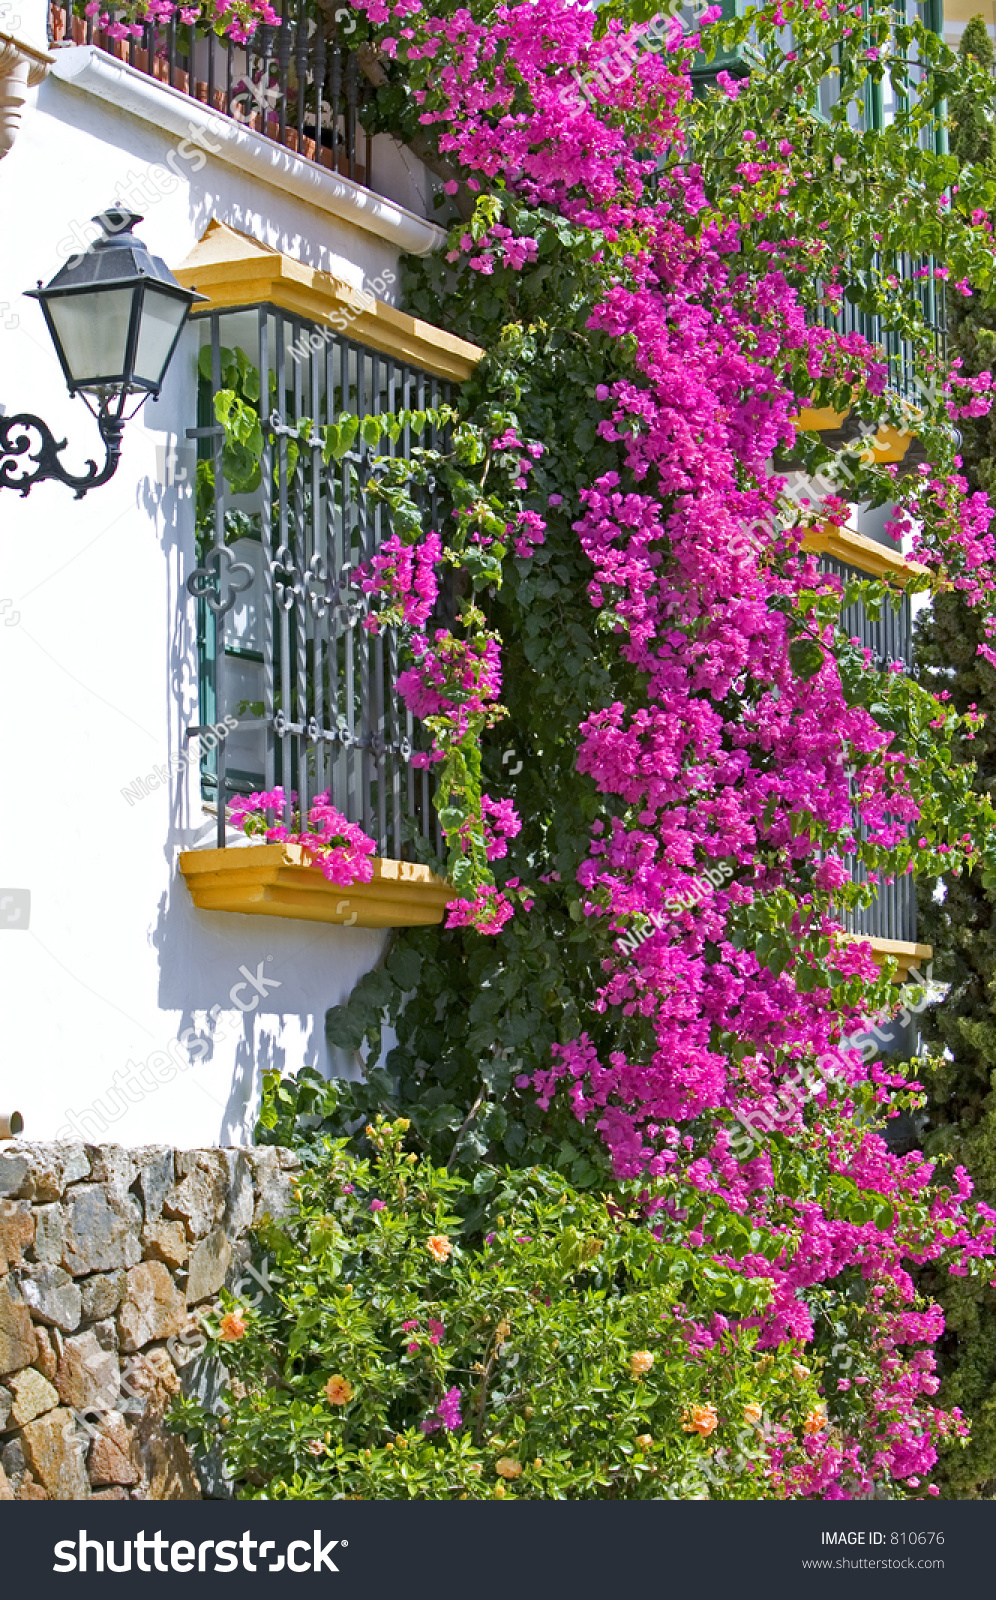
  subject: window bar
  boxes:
[313,22,327,171]
[207,19,215,109]
[167,17,175,87]
[343,339,358,828]
[310,331,328,800]
[295,0,309,152]
[275,313,294,832]
[416,366,440,856]
[370,351,388,854]
[386,357,403,858]
[356,345,374,839]
[211,315,228,849]
[259,308,276,799]
[225,36,234,114]
[329,46,342,175]
[292,320,310,827]
[278,6,291,146]
[326,336,343,816]
[345,49,358,180]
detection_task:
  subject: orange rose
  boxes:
[682,1404,719,1437]
[427,1235,452,1263]
[628,1350,654,1378]
[326,1375,354,1406]
[743,1403,763,1428]
[218,1312,246,1342]
[495,1458,522,1480]
[802,1406,827,1436]
[635,1434,653,1451]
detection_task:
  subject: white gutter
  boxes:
[49,45,447,257]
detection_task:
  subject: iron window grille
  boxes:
[820,553,918,945]
[187,305,450,859]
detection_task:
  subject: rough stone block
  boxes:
[142,1220,187,1270]
[8,1366,59,1426]
[87,1409,139,1487]
[251,1148,297,1224]
[0,1280,38,1375]
[32,1326,59,1382]
[21,1407,90,1499]
[79,1270,126,1323]
[32,1204,66,1265]
[0,1143,89,1203]
[16,1265,82,1333]
[131,1147,175,1222]
[164,1152,233,1240]
[186,1228,232,1306]
[91,1486,129,1499]
[117,1261,187,1353]
[54,1329,120,1412]
[0,1152,30,1199]
[1,1434,26,1480]
[0,1384,10,1430]
[91,1319,118,1354]
[83,1145,136,1193]
[225,1151,256,1235]
[129,1349,200,1500]
[0,1462,12,1500]
[18,1475,49,1499]
[0,1199,34,1272]
[61,1185,142,1276]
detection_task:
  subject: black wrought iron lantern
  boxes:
[1,206,205,497]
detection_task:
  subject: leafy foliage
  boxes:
[175,1120,920,1500]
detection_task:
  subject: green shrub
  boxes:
[172,1120,828,1500]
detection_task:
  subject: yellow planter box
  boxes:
[178,844,452,929]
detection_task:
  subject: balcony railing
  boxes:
[48,0,375,186]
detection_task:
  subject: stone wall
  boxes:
[0,1140,300,1501]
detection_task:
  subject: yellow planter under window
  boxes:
[178,844,452,929]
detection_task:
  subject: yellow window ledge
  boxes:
[857,937,933,985]
[178,844,452,929]
[802,522,927,581]
[795,407,913,465]
[174,220,484,384]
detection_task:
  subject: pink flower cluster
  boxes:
[228,787,376,886]
[359,531,441,633]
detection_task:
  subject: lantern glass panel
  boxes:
[45,287,136,388]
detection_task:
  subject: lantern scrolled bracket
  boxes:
[0,206,205,498]
[0,409,125,498]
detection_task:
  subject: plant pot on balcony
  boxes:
[178,844,452,929]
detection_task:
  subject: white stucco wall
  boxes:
[0,17,426,1145]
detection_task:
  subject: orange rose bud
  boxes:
[628,1350,654,1378]
[682,1404,719,1437]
